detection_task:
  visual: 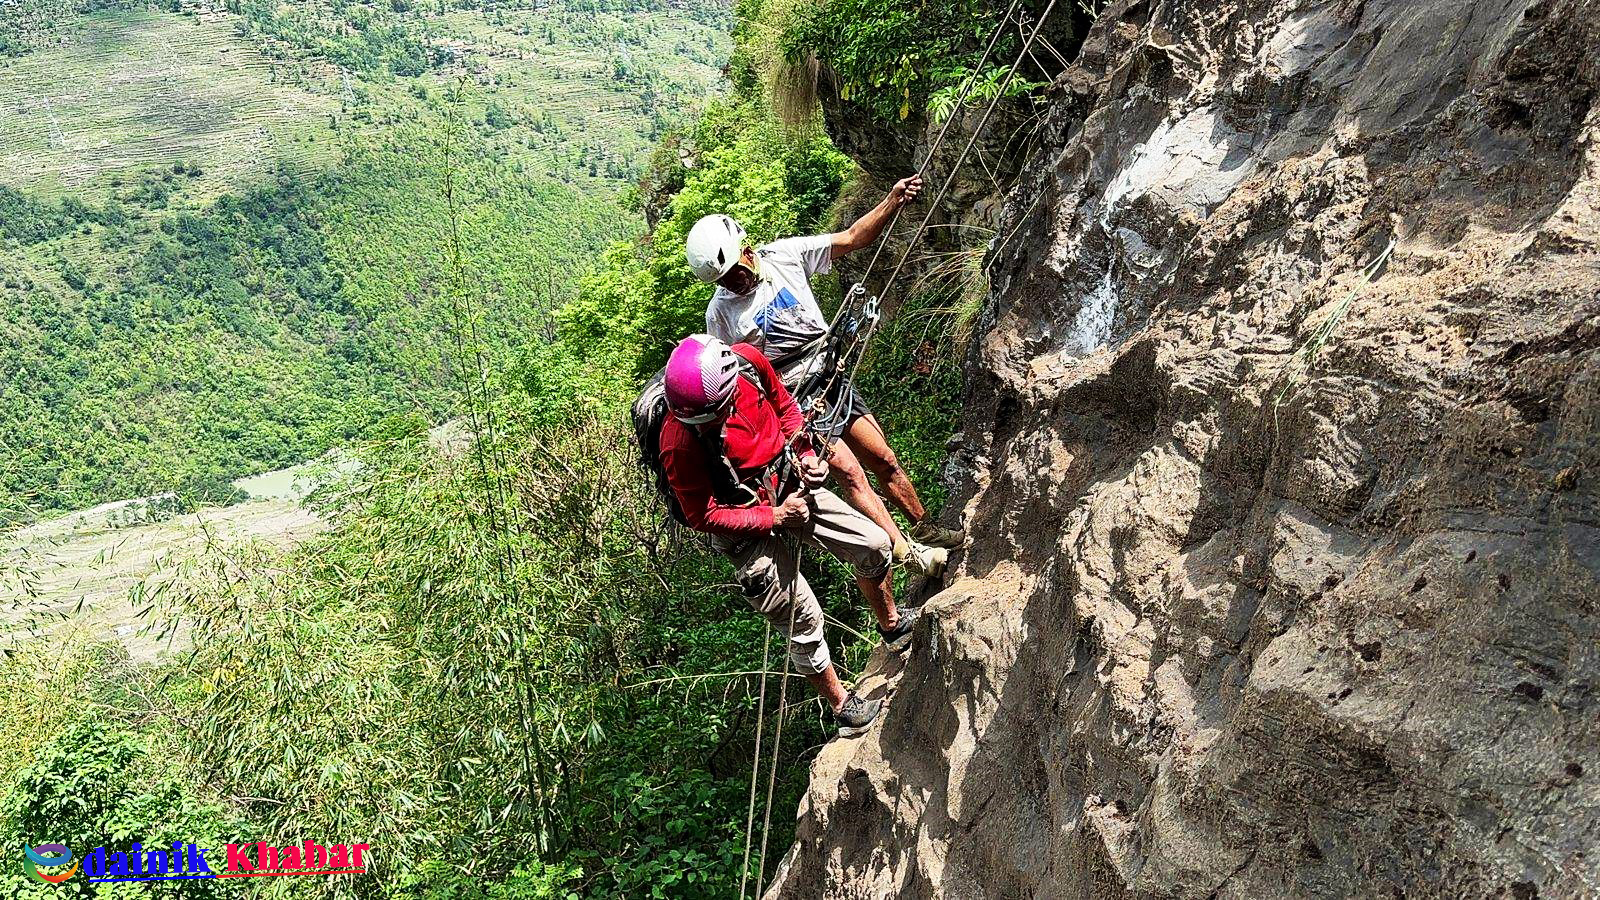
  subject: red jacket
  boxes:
[660,343,816,536]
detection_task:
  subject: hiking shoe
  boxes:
[832,691,882,738]
[876,605,921,653]
[894,539,947,578]
[911,520,966,549]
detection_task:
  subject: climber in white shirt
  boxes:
[684,175,965,576]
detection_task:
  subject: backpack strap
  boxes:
[696,349,779,509]
[728,345,766,393]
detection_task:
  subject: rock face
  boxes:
[770,0,1600,896]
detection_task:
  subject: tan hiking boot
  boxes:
[893,539,947,578]
[911,520,965,549]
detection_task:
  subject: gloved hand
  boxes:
[800,455,829,488]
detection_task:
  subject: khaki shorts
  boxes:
[712,488,892,675]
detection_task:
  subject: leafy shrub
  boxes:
[551,99,849,386]
[1,721,247,899]
[160,406,797,895]
[387,858,582,899]
[780,0,1000,122]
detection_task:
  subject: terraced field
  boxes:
[0,2,729,200]
[0,1,733,655]
[428,5,727,175]
[0,7,336,198]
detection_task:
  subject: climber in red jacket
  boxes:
[682,178,967,581]
[659,333,917,736]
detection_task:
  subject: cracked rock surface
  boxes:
[769,0,1600,896]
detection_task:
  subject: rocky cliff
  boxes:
[771,0,1600,896]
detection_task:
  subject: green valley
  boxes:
[0,0,728,515]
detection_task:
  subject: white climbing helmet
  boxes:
[685,214,747,283]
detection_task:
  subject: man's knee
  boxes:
[868,450,904,481]
[783,595,831,675]
[788,636,831,676]
[854,523,892,580]
[846,422,901,477]
[828,446,872,492]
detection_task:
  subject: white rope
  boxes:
[741,5,1067,888]
[738,621,773,899]
[810,0,1063,412]
[875,0,1061,314]
[754,534,803,896]
[855,0,1027,287]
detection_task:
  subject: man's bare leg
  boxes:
[842,414,926,523]
[802,572,895,714]
[805,665,849,711]
[825,440,906,546]
[855,568,899,633]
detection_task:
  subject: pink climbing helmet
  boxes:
[665,334,742,424]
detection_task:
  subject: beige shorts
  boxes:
[713,487,892,675]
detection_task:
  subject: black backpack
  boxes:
[632,355,762,526]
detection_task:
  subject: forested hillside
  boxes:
[0,0,726,514]
[8,0,1590,895]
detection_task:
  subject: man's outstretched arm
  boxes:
[830,175,923,259]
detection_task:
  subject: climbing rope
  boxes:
[740,534,804,899]
[855,0,1027,283]
[754,540,799,894]
[803,0,1062,420]
[737,621,773,900]
[741,3,1066,889]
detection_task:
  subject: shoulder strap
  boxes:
[735,354,761,392]
[727,344,769,394]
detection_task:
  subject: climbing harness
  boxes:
[739,4,1065,893]
[793,283,882,443]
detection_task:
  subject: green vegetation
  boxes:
[779,0,1053,123]
[0,119,625,512]
[545,98,851,409]
[2,0,993,895]
[4,720,245,899]
[152,411,802,895]
[0,7,336,199]
[233,0,433,77]
[0,0,140,57]
[0,0,727,516]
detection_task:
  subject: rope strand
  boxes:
[754,534,804,895]
[808,0,1061,414]
[738,623,774,899]
[855,0,1026,289]
[745,3,1063,888]
[876,0,1060,309]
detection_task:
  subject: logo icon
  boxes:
[23,843,79,883]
